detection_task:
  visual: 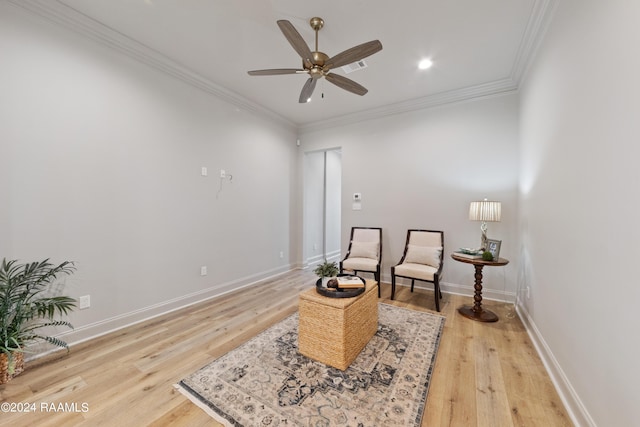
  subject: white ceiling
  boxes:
[21,0,547,128]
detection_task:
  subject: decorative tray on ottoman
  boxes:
[315,274,366,298]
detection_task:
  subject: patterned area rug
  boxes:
[176,303,445,426]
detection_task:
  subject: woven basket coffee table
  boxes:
[298,279,378,370]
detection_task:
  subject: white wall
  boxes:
[519,0,640,425]
[0,3,298,346]
[299,94,520,300]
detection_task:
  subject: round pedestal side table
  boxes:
[451,253,509,322]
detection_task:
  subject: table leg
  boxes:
[458,264,499,322]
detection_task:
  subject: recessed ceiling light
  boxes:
[418,58,433,70]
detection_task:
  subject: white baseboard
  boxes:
[440,280,516,302]
[380,275,516,303]
[27,264,296,361]
[515,302,595,427]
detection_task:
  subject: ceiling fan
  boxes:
[248,17,383,103]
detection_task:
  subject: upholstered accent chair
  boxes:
[339,227,382,297]
[390,229,444,311]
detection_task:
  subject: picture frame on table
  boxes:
[486,239,502,260]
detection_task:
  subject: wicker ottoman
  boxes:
[298,279,378,370]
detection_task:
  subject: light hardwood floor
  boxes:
[0,270,572,426]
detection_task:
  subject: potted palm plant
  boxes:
[0,258,77,384]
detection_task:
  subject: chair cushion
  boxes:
[349,241,379,259]
[342,257,378,272]
[394,263,437,281]
[408,231,442,247]
[404,245,442,268]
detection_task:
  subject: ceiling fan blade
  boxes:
[277,20,313,67]
[299,78,317,103]
[325,40,383,70]
[248,68,305,76]
[325,73,368,96]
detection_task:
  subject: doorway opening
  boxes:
[303,149,341,267]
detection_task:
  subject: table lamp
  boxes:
[469,199,501,251]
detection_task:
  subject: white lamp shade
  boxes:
[469,200,501,222]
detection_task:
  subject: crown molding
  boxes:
[299,0,558,133]
[7,0,557,132]
[298,78,518,133]
[510,0,559,85]
[6,0,297,130]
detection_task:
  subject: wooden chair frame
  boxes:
[390,229,444,311]
[339,227,382,297]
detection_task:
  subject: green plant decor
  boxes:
[482,251,494,261]
[313,260,339,278]
[0,258,77,374]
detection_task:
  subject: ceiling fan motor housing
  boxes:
[307,52,329,78]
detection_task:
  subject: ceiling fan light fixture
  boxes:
[418,58,433,70]
[247,18,383,102]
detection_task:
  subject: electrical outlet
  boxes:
[200,266,207,276]
[279,251,284,259]
[201,167,208,176]
[79,295,90,309]
[220,169,226,178]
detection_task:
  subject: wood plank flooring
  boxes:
[0,270,573,426]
